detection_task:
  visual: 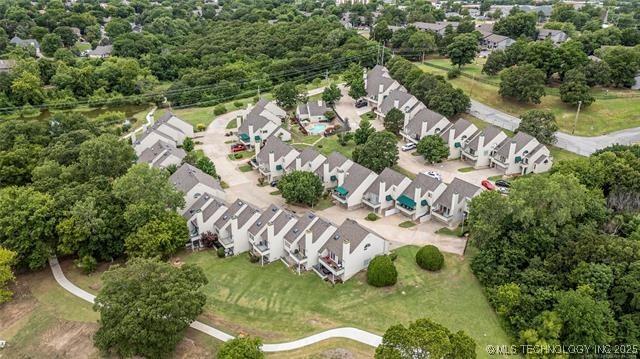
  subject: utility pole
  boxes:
[572,100,582,135]
[324,69,328,81]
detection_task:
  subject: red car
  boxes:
[230,143,246,152]
[481,179,496,191]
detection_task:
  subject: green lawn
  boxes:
[458,167,475,173]
[226,118,238,129]
[398,221,416,228]
[392,165,417,180]
[179,246,509,357]
[436,226,465,237]
[314,136,356,158]
[314,196,335,210]
[239,164,253,172]
[227,150,254,161]
[418,62,640,136]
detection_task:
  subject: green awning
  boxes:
[454,142,461,148]
[276,164,283,170]
[239,133,250,141]
[396,194,416,209]
[335,186,348,196]
[515,156,522,163]
[330,175,337,181]
[385,195,393,201]
[421,199,428,206]
[254,135,261,141]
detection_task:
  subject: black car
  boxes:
[495,180,511,188]
[270,180,278,187]
[355,99,368,108]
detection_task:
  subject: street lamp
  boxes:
[572,100,582,135]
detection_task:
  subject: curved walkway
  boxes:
[48,257,382,352]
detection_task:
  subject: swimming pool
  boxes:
[307,123,328,135]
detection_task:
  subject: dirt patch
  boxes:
[0,282,37,330]
[173,333,214,359]
[199,311,281,341]
[41,321,99,358]
[318,348,357,359]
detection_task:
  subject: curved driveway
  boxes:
[48,257,382,352]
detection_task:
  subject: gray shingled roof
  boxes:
[484,33,512,43]
[273,210,296,235]
[202,197,227,222]
[136,111,189,144]
[340,162,374,197]
[255,135,296,165]
[412,21,459,32]
[284,212,318,244]
[287,148,325,171]
[237,203,260,228]
[404,107,448,137]
[88,45,113,56]
[248,204,280,236]
[434,178,481,208]
[365,168,408,196]
[465,125,504,152]
[440,118,474,141]
[315,152,350,177]
[214,199,246,229]
[320,219,373,257]
[10,36,39,49]
[183,192,214,219]
[401,173,443,200]
[366,65,398,99]
[137,140,186,166]
[494,132,536,159]
[379,89,416,116]
[299,217,335,251]
[169,163,223,194]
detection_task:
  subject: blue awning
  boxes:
[276,164,283,170]
[385,194,393,201]
[239,133,250,141]
[454,142,461,148]
[335,186,348,196]
[421,199,428,206]
[330,175,337,181]
[515,156,522,163]
[396,194,416,209]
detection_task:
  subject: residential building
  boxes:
[432,178,482,227]
[248,205,297,265]
[460,125,509,168]
[0,59,16,73]
[10,36,40,55]
[375,88,424,121]
[489,132,553,175]
[412,21,459,35]
[439,118,479,159]
[169,163,226,212]
[476,23,494,37]
[336,0,370,5]
[286,148,327,174]
[283,212,319,272]
[133,112,193,155]
[214,199,261,256]
[395,173,447,221]
[136,140,186,169]
[365,65,402,109]
[87,45,113,58]
[237,98,290,148]
[400,107,451,144]
[362,168,411,215]
[480,33,516,51]
[332,162,378,210]
[537,29,568,44]
[315,219,389,283]
[285,214,336,274]
[296,100,331,122]
[315,152,354,188]
[253,135,299,182]
[183,193,226,249]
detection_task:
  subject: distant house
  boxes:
[315,152,354,188]
[489,132,553,175]
[375,88,424,121]
[253,135,299,182]
[480,33,515,51]
[214,199,261,256]
[537,29,568,44]
[169,163,226,212]
[364,65,402,109]
[315,219,389,283]
[70,27,82,37]
[401,107,451,144]
[283,214,336,274]
[248,205,297,265]
[432,178,482,227]
[183,193,227,249]
[10,36,40,55]
[0,59,16,73]
[412,21,459,36]
[439,118,479,160]
[237,98,290,149]
[460,125,509,169]
[395,173,448,221]
[136,139,186,169]
[296,100,330,122]
[133,112,194,155]
[286,148,327,174]
[87,45,113,58]
[362,168,411,215]
[332,162,378,210]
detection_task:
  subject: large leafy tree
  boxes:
[560,69,595,107]
[493,11,537,38]
[273,81,302,109]
[353,131,399,173]
[125,212,188,259]
[555,288,616,345]
[0,247,16,304]
[354,118,375,145]
[383,108,405,135]
[348,75,366,100]
[482,50,506,76]
[417,135,449,163]
[218,337,264,359]
[601,46,640,87]
[78,134,136,179]
[499,64,546,104]
[94,258,207,358]
[277,170,323,207]
[321,83,342,106]
[373,20,392,42]
[0,187,56,270]
[375,318,476,358]
[517,110,559,145]
[447,33,479,68]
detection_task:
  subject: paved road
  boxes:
[469,100,640,156]
[48,258,382,352]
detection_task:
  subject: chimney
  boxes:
[230,215,239,239]
[267,221,275,241]
[448,128,456,154]
[508,141,517,162]
[393,99,399,109]
[248,125,255,145]
[295,157,301,170]
[269,151,276,171]
[414,186,422,208]
[379,181,387,203]
[451,192,460,210]
[318,99,323,107]
[323,162,330,183]
[305,228,313,248]
[421,120,428,138]
[378,84,384,97]
[477,133,485,153]
[237,114,243,128]
[337,169,346,186]
[342,239,350,264]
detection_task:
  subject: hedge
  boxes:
[367,255,398,287]
[415,245,444,271]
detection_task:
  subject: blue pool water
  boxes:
[308,123,328,135]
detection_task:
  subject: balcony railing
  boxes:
[396,203,416,215]
[432,208,453,223]
[287,249,307,264]
[219,234,233,248]
[319,256,345,275]
[253,242,270,255]
[362,195,380,208]
[332,192,347,204]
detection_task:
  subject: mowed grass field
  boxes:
[417,60,640,137]
[178,245,510,357]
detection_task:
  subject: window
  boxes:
[364,243,371,251]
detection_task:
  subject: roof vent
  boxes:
[223,215,228,220]
[271,207,278,212]
[334,234,341,240]
[257,221,262,227]
[238,201,244,205]
[293,228,299,233]
[308,213,315,219]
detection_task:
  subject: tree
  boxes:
[218,337,264,359]
[383,108,404,135]
[78,134,136,179]
[182,137,194,152]
[195,156,217,177]
[277,171,324,207]
[417,135,449,163]
[373,20,392,43]
[41,33,63,56]
[53,26,78,47]
[416,245,444,271]
[407,31,436,55]
[0,187,55,270]
[322,83,342,106]
[583,60,611,87]
[105,18,132,39]
[0,247,16,304]
[125,212,188,259]
[367,255,398,287]
[482,50,506,76]
[602,46,640,88]
[517,110,559,145]
[555,288,616,345]
[354,118,375,145]
[94,258,207,358]
[343,63,363,87]
[447,33,479,68]
[348,76,366,100]
[493,12,537,38]
[273,82,301,109]
[353,131,399,173]
[375,318,476,358]
[560,69,595,107]
[499,64,546,104]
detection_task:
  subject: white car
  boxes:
[401,143,416,151]
[423,171,442,181]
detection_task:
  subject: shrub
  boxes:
[389,251,398,261]
[447,68,461,79]
[367,255,398,287]
[366,213,379,221]
[416,245,444,271]
[216,247,225,258]
[249,253,260,263]
[213,104,227,116]
[324,110,336,119]
[233,101,243,108]
[196,123,206,132]
[234,153,243,159]
[75,255,98,274]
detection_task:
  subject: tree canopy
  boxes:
[353,131,399,173]
[277,170,324,207]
